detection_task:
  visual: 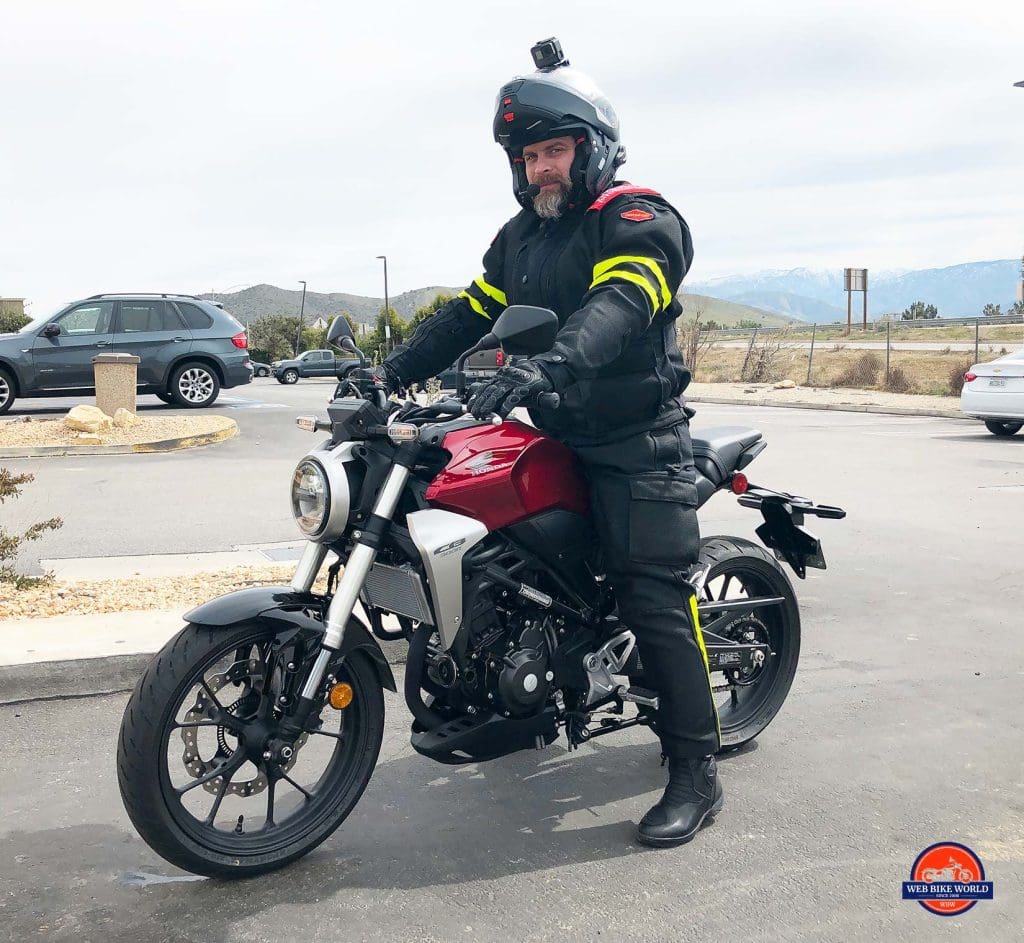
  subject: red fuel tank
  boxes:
[425,421,589,531]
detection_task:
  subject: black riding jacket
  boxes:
[385,183,695,446]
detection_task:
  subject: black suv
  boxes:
[0,293,253,414]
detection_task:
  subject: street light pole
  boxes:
[376,255,389,352]
[295,280,307,356]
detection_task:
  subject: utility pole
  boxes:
[376,255,390,352]
[295,280,307,356]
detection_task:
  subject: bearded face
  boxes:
[522,135,577,219]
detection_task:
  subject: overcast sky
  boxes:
[2,0,1022,316]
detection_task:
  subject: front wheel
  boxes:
[984,420,1023,437]
[281,369,299,385]
[696,536,801,753]
[117,621,385,878]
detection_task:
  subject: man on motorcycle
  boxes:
[377,40,722,847]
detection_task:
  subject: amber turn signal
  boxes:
[329,682,354,710]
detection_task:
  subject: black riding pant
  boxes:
[573,420,721,759]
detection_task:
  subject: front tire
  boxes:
[117,621,385,878]
[0,367,15,415]
[281,369,299,385]
[696,536,801,753]
[170,362,220,408]
[984,420,1023,437]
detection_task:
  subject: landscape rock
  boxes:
[113,408,139,428]
[774,379,797,389]
[75,432,102,445]
[64,405,113,434]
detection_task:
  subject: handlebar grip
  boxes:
[536,391,561,409]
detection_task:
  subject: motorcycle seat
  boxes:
[691,427,764,485]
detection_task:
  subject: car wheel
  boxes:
[281,369,299,385]
[984,420,1023,437]
[155,392,175,405]
[170,362,221,408]
[0,367,16,416]
[258,367,270,378]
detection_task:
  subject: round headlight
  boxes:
[291,458,330,537]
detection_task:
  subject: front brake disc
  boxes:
[179,658,308,797]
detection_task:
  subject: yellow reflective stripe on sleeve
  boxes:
[458,290,491,320]
[592,255,671,308]
[473,277,507,308]
[590,269,660,314]
[689,593,722,743]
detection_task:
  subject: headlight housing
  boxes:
[291,459,330,537]
[289,444,356,542]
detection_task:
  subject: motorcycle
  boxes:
[117,305,845,877]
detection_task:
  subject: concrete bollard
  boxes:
[92,353,140,417]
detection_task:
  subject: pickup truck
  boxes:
[272,349,361,384]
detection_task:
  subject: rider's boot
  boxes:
[636,754,723,847]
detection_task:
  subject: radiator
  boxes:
[360,562,435,625]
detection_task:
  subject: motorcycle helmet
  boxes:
[493,38,626,209]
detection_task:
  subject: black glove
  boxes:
[469,360,554,420]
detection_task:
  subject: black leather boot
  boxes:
[636,754,723,847]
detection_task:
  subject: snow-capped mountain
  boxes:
[688,259,1021,321]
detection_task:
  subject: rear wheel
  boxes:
[695,537,801,753]
[170,362,220,408]
[155,392,174,405]
[117,622,385,878]
[0,367,15,415]
[984,420,1023,437]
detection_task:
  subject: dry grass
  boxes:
[696,345,976,396]
[750,324,1024,344]
[0,564,330,620]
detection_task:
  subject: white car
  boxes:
[960,348,1024,436]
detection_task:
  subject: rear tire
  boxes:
[117,622,385,878]
[0,367,15,415]
[170,362,220,408]
[984,420,1023,437]
[695,536,801,753]
[155,392,174,405]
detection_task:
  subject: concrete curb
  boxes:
[687,395,966,420]
[0,637,408,706]
[0,419,238,458]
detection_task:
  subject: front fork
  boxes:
[278,462,411,737]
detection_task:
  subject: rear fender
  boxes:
[184,585,396,691]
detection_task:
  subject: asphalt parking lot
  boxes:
[1,393,1022,939]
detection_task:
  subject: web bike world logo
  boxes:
[902,842,993,916]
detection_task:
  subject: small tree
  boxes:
[408,293,453,334]
[0,311,31,333]
[363,307,409,364]
[982,303,1002,318]
[1009,300,1024,316]
[248,314,303,361]
[901,301,938,320]
[0,469,63,590]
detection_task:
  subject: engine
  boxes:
[426,599,556,718]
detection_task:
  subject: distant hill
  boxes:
[679,292,799,327]
[200,284,463,327]
[205,283,790,329]
[689,259,1022,321]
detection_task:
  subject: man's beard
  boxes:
[532,179,571,219]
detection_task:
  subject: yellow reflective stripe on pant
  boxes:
[589,269,661,315]
[689,593,722,743]
[592,255,672,309]
[458,290,491,320]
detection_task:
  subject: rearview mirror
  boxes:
[492,305,558,356]
[42,323,61,338]
[326,316,354,346]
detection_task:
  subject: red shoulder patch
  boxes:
[621,208,654,222]
[587,184,662,212]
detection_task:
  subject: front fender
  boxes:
[184,586,396,692]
